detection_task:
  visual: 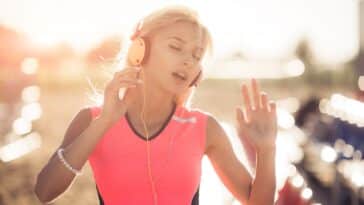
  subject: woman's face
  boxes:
[142,21,207,94]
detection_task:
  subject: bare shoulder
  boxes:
[205,114,226,154]
[206,114,221,133]
[204,114,252,203]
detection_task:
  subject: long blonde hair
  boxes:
[121,5,213,108]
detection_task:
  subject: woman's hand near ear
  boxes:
[100,66,143,125]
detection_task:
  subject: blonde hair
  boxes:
[123,5,213,108]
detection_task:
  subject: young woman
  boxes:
[35,5,277,205]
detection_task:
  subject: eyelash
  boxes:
[169,45,201,61]
[169,45,181,51]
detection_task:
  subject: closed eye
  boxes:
[169,45,181,51]
[169,44,202,61]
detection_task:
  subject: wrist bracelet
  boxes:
[57,148,83,176]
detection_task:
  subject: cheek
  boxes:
[144,47,175,80]
[149,46,180,68]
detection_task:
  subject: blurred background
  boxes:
[0,0,364,204]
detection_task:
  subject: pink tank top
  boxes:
[87,105,208,205]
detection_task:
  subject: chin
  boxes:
[165,82,189,95]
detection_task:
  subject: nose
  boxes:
[183,61,190,67]
[183,58,195,68]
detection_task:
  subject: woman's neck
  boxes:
[126,81,177,126]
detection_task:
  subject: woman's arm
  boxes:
[239,131,257,174]
[205,115,252,204]
[34,65,140,203]
[237,79,277,204]
[206,78,277,205]
[249,145,276,204]
[205,115,276,205]
[34,108,113,203]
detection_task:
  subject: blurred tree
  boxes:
[37,42,77,70]
[86,36,122,67]
[0,25,32,69]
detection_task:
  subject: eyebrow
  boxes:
[167,36,204,51]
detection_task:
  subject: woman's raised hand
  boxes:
[235,78,278,153]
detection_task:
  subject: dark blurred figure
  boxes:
[331,90,364,154]
[295,96,335,144]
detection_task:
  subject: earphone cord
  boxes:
[139,69,189,204]
[140,71,158,205]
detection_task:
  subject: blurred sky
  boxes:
[0,0,360,64]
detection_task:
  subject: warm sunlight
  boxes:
[0,0,359,64]
[2,1,364,204]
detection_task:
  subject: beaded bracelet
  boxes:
[57,148,83,176]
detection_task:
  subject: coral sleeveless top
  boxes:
[87,104,208,205]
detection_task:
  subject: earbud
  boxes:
[127,37,150,66]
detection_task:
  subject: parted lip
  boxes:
[172,70,188,81]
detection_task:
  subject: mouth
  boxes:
[172,71,187,82]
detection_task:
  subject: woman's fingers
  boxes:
[117,81,139,88]
[116,75,143,83]
[242,84,252,111]
[236,107,244,123]
[114,66,141,79]
[106,70,143,94]
[115,77,143,89]
[236,107,249,133]
[241,79,275,121]
[242,79,262,112]
[118,78,142,85]
[261,92,269,111]
[269,101,276,114]
[251,78,262,109]
[113,66,143,85]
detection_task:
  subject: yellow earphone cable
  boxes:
[138,68,191,204]
[140,70,158,205]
